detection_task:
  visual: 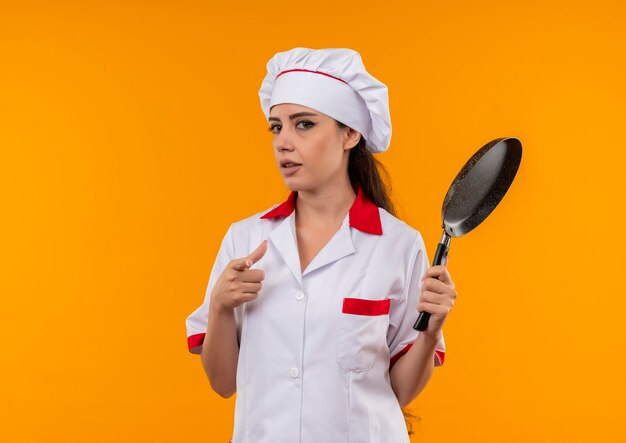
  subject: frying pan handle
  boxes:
[413,233,450,331]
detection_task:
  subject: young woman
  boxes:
[186,47,457,443]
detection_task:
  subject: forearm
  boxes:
[389,331,441,408]
[201,298,240,398]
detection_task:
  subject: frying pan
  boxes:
[413,136,523,331]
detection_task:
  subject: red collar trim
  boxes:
[260,184,383,235]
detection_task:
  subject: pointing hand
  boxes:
[211,240,269,311]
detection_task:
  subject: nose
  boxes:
[273,124,296,152]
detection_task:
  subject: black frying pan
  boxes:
[413,136,523,331]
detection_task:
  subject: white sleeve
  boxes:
[185,223,238,355]
[387,231,446,369]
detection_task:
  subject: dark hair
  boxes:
[335,120,397,217]
[336,119,421,436]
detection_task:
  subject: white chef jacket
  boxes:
[185,183,446,443]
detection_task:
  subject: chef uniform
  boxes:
[185,47,446,443]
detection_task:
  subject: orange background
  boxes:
[1,0,624,441]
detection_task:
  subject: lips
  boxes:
[282,164,302,176]
[280,160,302,168]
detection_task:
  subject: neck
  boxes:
[294,179,357,230]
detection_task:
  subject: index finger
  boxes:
[421,265,448,281]
[231,258,251,271]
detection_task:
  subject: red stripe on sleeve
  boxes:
[389,344,446,369]
[187,333,205,352]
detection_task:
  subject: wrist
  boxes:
[209,297,234,315]
[419,330,442,347]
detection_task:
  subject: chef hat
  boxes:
[259,47,392,154]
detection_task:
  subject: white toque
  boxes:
[259,47,392,154]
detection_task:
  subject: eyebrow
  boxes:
[268,112,319,122]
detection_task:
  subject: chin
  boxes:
[283,182,301,192]
[282,176,309,192]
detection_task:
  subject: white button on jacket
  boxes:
[186,184,446,443]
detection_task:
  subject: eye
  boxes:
[267,124,280,133]
[267,121,315,133]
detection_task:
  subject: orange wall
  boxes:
[1,0,624,441]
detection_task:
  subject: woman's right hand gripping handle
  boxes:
[201,240,268,398]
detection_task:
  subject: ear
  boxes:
[343,127,362,151]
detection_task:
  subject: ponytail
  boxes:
[337,121,397,217]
